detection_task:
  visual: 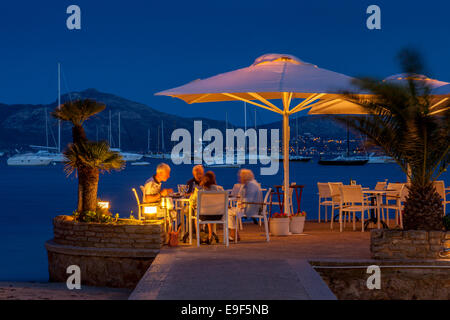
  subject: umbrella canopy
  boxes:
[156,53,368,214]
[383,73,449,89]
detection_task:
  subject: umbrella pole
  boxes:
[283,112,290,215]
[282,93,291,216]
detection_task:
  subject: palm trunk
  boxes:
[81,167,100,214]
[73,124,88,214]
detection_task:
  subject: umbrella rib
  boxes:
[189,94,211,103]
[247,92,282,113]
[429,105,450,115]
[222,93,283,114]
[289,93,325,114]
[430,97,448,110]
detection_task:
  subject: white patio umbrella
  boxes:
[156,53,368,214]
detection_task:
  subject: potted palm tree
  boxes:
[46,99,163,288]
[52,99,106,213]
[64,140,125,219]
[337,49,449,259]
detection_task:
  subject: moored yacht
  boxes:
[7,153,53,166]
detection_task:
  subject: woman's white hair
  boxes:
[239,169,254,184]
[156,163,171,173]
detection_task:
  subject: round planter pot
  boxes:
[269,218,290,236]
[290,216,306,234]
[46,215,165,288]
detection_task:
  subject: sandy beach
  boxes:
[0,282,131,300]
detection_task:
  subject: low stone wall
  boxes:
[371,229,449,260]
[313,260,450,300]
[46,215,165,288]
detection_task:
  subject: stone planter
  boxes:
[46,215,165,288]
[269,218,290,236]
[370,229,449,260]
[289,216,306,234]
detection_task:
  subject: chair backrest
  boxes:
[399,185,410,202]
[339,185,364,203]
[433,180,445,200]
[132,188,141,206]
[375,181,387,190]
[328,182,343,200]
[387,182,404,192]
[261,188,272,215]
[197,191,228,217]
[317,182,332,198]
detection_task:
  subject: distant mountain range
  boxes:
[0,88,348,152]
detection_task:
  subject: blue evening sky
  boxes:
[0,0,449,125]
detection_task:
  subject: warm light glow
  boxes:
[98,201,110,209]
[144,206,157,214]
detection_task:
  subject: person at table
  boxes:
[144,163,173,203]
[186,164,204,194]
[228,169,262,241]
[189,170,223,244]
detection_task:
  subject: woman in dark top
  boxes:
[189,171,223,244]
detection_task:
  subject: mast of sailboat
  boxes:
[45,108,49,149]
[118,112,121,150]
[57,63,61,153]
[346,118,350,158]
[109,110,112,146]
[147,129,150,153]
[161,120,165,153]
[244,102,247,132]
[225,112,228,130]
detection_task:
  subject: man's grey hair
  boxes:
[192,164,204,174]
[156,163,171,174]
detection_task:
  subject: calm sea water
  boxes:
[0,159,448,281]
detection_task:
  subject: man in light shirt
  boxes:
[144,163,173,203]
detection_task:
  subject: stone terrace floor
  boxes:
[130,221,372,300]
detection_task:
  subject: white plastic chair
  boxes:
[434,180,450,216]
[234,188,272,243]
[196,191,229,247]
[317,182,333,223]
[380,184,408,228]
[328,182,345,229]
[338,185,376,232]
[374,181,387,190]
[132,187,161,221]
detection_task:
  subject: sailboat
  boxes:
[318,119,368,166]
[109,111,143,162]
[145,120,173,160]
[8,64,67,166]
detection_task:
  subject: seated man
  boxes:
[228,169,262,241]
[144,163,173,203]
[186,164,204,194]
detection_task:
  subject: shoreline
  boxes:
[0,281,131,300]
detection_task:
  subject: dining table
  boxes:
[362,189,398,229]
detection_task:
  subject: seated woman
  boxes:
[189,171,223,244]
[228,169,262,241]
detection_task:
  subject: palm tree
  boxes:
[64,141,125,218]
[337,49,449,231]
[52,99,106,211]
